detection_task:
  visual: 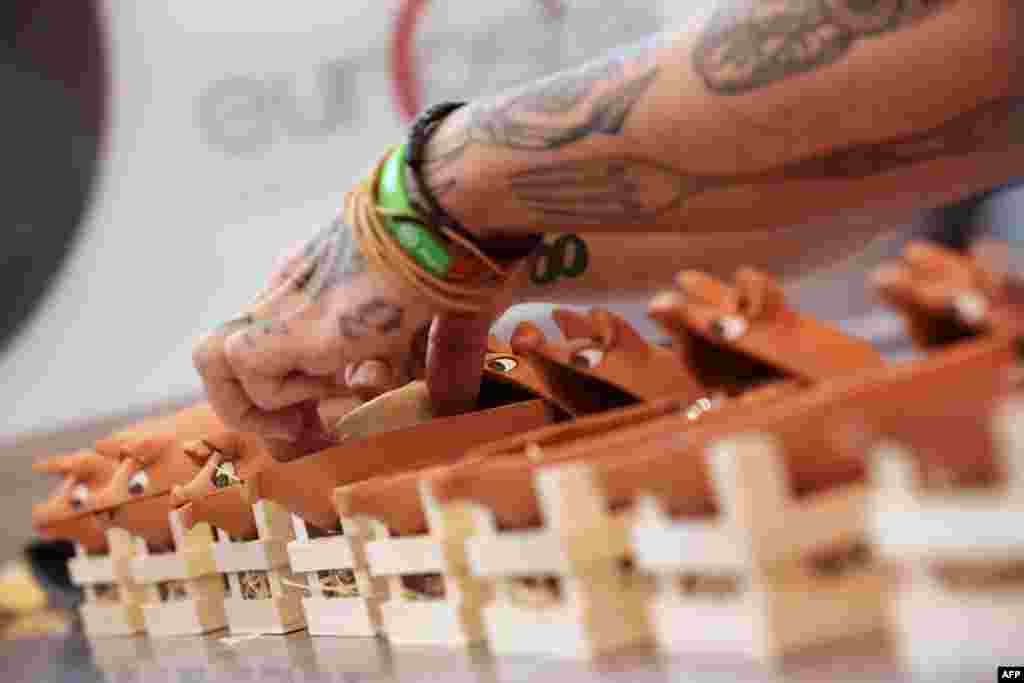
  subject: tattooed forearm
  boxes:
[300,218,368,300]
[510,159,692,224]
[338,300,404,340]
[418,35,666,196]
[694,0,947,95]
[509,94,1024,224]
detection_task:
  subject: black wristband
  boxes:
[406,101,542,262]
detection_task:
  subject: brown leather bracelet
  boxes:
[406,101,542,263]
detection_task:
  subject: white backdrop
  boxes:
[0,0,688,441]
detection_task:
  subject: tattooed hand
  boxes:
[193,218,446,444]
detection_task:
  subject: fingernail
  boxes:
[350,361,389,389]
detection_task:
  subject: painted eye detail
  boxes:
[486,356,518,373]
[69,484,90,510]
[710,315,748,341]
[212,462,239,489]
[127,470,149,496]
[570,348,605,369]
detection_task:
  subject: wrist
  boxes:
[405,101,542,263]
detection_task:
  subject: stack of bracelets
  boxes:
[347,102,542,314]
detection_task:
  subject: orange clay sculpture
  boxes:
[190,303,752,536]
[86,403,251,550]
[431,330,1017,534]
[337,267,885,537]
[31,450,119,553]
[874,240,1020,348]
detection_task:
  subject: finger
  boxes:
[236,369,337,413]
[193,332,307,440]
[278,402,337,457]
[223,324,342,411]
[345,360,398,401]
[223,321,337,380]
[426,313,492,417]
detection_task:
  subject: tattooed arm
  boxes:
[196,0,1021,442]
[414,0,1022,243]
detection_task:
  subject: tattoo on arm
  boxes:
[300,218,368,300]
[694,0,947,95]
[511,159,692,224]
[420,35,666,194]
[507,95,1024,225]
[219,218,369,336]
[338,300,404,340]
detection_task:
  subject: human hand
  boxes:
[193,218,507,445]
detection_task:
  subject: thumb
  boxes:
[426,312,493,417]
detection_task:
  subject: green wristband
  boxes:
[377,144,452,278]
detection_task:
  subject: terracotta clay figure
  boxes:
[874,241,1018,348]
[347,267,884,540]
[420,330,1015,659]
[293,327,718,642]
[32,449,149,637]
[85,403,244,550]
[32,450,119,553]
[185,325,706,534]
[183,400,555,534]
[168,450,258,541]
[432,332,1015,531]
[328,269,885,652]
[32,404,227,551]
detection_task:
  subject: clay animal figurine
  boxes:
[647,267,884,391]
[180,397,554,534]
[874,240,1019,348]
[87,403,240,550]
[418,331,1018,660]
[505,307,708,414]
[432,330,1018,535]
[31,450,119,553]
[335,267,885,541]
[191,318,725,535]
[168,447,258,541]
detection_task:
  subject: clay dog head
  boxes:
[88,404,229,550]
[507,307,708,415]
[169,431,280,539]
[31,450,118,553]
[647,267,883,393]
[874,241,1023,348]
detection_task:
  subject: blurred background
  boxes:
[1,0,1023,569]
